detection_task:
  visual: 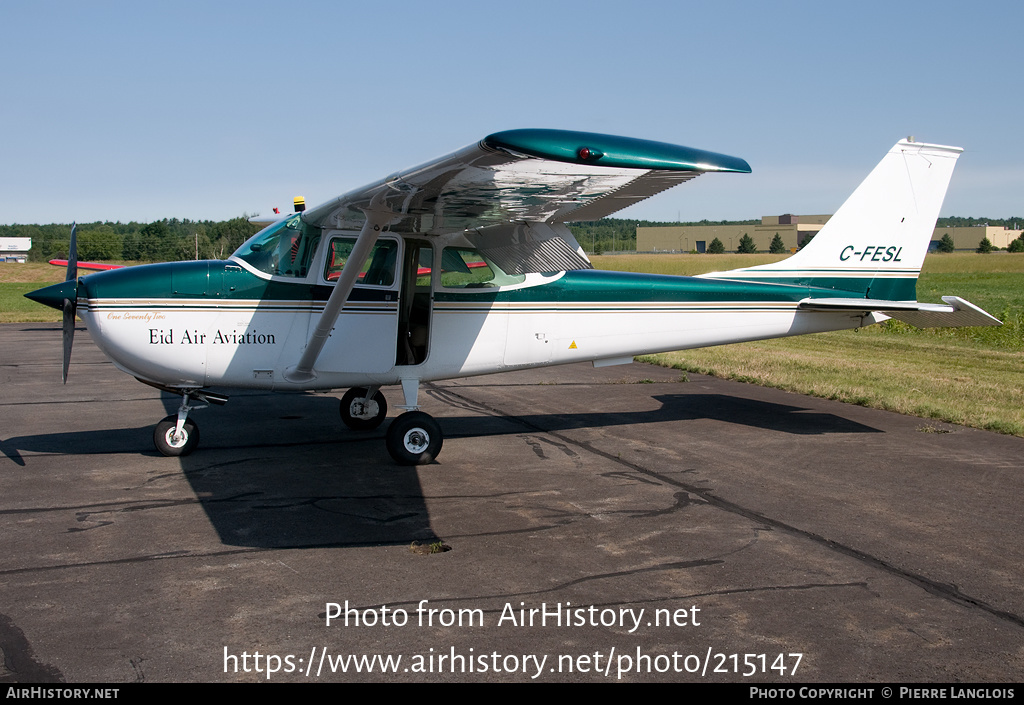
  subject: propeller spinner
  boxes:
[23,223,79,383]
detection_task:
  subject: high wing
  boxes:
[285,129,749,383]
[301,129,750,274]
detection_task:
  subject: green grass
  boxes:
[599,252,1024,436]
[591,252,788,276]
[0,283,61,322]
[638,334,1024,436]
[0,261,138,323]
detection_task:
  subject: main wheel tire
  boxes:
[386,411,443,465]
[340,387,388,430]
[153,415,200,457]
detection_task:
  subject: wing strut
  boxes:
[284,205,393,384]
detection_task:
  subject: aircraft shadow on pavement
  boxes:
[651,393,881,435]
[428,388,882,437]
[0,415,442,550]
[163,393,441,549]
[1,389,878,548]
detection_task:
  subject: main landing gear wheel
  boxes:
[339,387,388,431]
[386,411,442,465]
[153,415,200,457]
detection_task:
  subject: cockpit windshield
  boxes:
[232,214,321,278]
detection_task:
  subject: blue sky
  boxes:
[1,0,1021,225]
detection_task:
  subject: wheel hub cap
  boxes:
[165,429,187,447]
[403,429,429,453]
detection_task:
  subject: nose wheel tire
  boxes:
[386,411,442,465]
[154,415,200,457]
[340,387,388,431]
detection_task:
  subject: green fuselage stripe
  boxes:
[78,261,908,308]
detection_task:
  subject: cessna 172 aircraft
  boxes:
[27,129,999,464]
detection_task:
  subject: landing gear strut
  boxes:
[153,391,204,457]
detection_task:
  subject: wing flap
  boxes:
[465,222,592,274]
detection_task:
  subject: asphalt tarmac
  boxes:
[2,322,1023,683]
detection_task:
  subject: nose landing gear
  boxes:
[148,387,227,457]
[154,415,199,457]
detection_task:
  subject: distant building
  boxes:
[0,237,31,263]
[636,215,829,253]
[638,217,1022,253]
[930,226,1021,251]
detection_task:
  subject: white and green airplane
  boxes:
[27,130,999,464]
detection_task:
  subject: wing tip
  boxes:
[483,129,751,173]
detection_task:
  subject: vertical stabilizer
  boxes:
[701,140,962,300]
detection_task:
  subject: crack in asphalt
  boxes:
[5,376,1022,637]
[430,384,1024,632]
[322,567,872,623]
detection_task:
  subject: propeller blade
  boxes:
[24,223,80,383]
[67,222,77,282]
[63,223,78,383]
[62,297,75,384]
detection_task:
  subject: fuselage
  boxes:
[23,135,972,463]
[72,244,867,392]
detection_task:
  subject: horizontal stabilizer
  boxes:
[799,296,1002,328]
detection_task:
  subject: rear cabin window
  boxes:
[439,248,525,288]
[324,237,399,287]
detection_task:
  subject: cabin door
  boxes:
[396,240,433,367]
[311,233,401,374]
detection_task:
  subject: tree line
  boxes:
[935,217,1023,229]
[4,216,757,261]
[570,218,758,254]
[3,215,1022,263]
[0,218,262,263]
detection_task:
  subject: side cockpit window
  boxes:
[324,237,399,287]
[439,248,525,288]
[233,214,322,278]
